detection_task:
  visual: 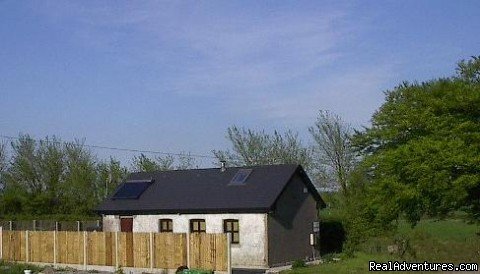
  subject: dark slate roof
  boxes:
[96,164,324,215]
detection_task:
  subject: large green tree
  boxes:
[354,57,480,224]
[0,135,131,216]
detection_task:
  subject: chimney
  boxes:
[220,160,227,172]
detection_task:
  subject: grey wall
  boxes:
[267,174,319,266]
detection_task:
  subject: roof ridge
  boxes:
[129,163,299,175]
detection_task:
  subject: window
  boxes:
[190,219,206,233]
[223,219,240,244]
[159,219,173,232]
[229,169,252,186]
[312,221,320,233]
[112,180,153,199]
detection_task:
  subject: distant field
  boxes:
[283,218,480,274]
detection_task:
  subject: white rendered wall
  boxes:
[102,213,268,268]
[102,214,120,232]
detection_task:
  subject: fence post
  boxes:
[9,221,12,231]
[83,231,87,270]
[0,226,3,260]
[115,231,119,269]
[25,230,29,262]
[53,230,57,266]
[186,232,190,268]
[77,221,81,232]
[149,232,154,270]
[227,233,232,274]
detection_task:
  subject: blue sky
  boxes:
[1,1,479,166]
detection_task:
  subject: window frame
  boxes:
[190,219,206,233]
[159,218,173,233]
[223,219,240,244]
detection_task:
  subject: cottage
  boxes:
[96,164,325,270]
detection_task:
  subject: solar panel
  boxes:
[229,169,253,186]
[112,180,153,199]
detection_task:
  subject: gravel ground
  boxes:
[38,266,113,274]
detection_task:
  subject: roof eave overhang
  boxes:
[95,207,271,216]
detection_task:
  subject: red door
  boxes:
[120,217,133,232]
[119,216,134,266]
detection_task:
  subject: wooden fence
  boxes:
[0,229,229,272]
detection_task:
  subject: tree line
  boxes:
[0,108,352,218]
[0,136,202,217]
[0,57,478,244]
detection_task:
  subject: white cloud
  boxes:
[245,65,394,127]
[31,2,391,128]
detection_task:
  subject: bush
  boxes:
[0,260,44,274]
[318,214,346,255]
[292,259,306,269]
[176,265,188,273]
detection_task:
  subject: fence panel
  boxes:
[87,232,114,266]
[154,233,187,269]
[56,231,84,264]
[189,233,227,271]
[0,230,227,271]
[29,231,54,263]
[133,233,150,268]
[118,232,134,267]
[2,231,26,261]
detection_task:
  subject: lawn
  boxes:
[283,218,480,274]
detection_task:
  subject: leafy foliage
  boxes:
[213,126,312,170]
[131,153,197,172]
[0,134,198,217]
[96,157,128,199]
[353,57,480,224]
[457,56,480,83]
[0,260,44,274]
[292,259,306,269]
[309,111,356,193]
[0,135,129,217]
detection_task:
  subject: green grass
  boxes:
[393,218,479,263]
[286,253,399,274]
[0,260,44,274]
[283,218,480,274]
[397,218,478,241]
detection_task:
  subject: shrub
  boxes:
[318,214,346,255]
[292,259,306,269]
[0,260,44,274]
